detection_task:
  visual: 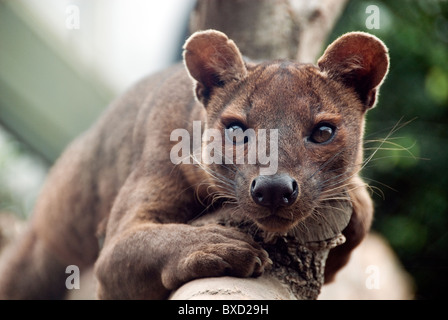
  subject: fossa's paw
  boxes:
[161,225,271,290]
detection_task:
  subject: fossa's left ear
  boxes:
[183,30,247,105]
[318,32,389,109]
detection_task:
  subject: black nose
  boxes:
[250,174,299,210]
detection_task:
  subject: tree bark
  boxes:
[172,0,351,300]
[189,0,349,63]
[171,200,352,300]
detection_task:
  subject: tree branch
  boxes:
[189,0,349,62]
[171,200,351,300]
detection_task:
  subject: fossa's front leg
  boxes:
[94,175,271,299]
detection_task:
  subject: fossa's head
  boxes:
[183,30,389,232]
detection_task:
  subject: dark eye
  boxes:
[225,122,249,145]
[310,124,336,144]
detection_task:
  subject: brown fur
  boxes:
[0,30,388,299]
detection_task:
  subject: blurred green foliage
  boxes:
[330,0,448,299]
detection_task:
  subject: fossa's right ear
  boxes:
[318,32,389,110]
[183,30,247,104]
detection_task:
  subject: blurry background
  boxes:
[0,0,447,299]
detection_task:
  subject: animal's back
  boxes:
[0,63,198,299]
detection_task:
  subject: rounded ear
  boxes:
[318,32,389,109]
[183,30,247,104]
